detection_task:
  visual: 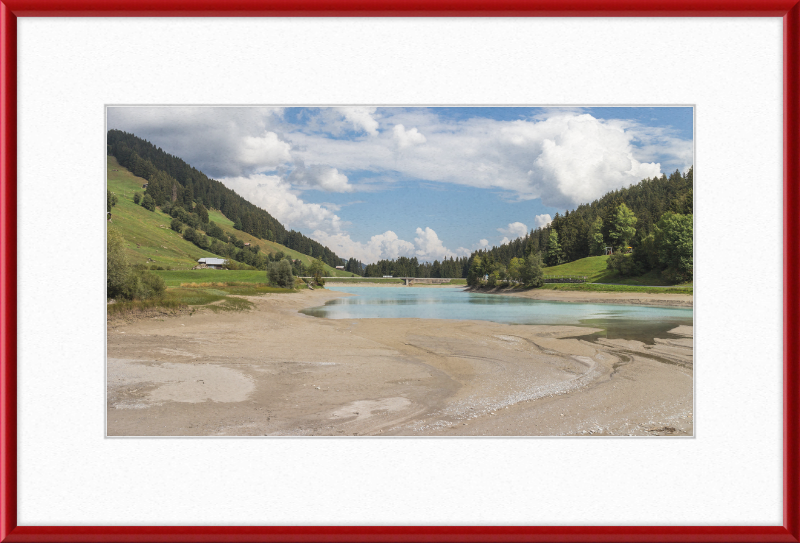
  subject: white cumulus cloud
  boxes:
[311,230,415,264]
[312,226,467,264]
[288,162,355,193]
[392,124,427,149]
[335,106,379,136]
[498,221,528,239]
[534,214,552,228]
[527,115,662,207]
[219,174,344,234]
[238,131,292,171]
[414,227,455,261]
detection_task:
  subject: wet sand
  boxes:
[326,282,694,307]
[496,287,693,308]
[107,289,693,436]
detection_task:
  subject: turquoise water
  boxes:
[300,287,693,343]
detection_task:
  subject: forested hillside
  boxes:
[107,130,344,267]
[469,167,694,285]
[482,168,692,266]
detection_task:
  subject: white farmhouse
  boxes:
[196,258,227,270]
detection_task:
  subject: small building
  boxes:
[335,265,345,270]
[383,275,393,278]
[142,183,148,189]
[244,243,250,247]
[196,257,227,270]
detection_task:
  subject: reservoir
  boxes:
[300,286,693,344]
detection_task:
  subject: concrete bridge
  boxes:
[314,276,456,285]
[398,277,453,286]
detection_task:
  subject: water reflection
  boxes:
[301,286,693,344]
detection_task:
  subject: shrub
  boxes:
[170,205,189,223]
[186,213,201,230]
[141,194,155,211]
[521,253,544,288]
[207,222,224,240]
[267,260,295,288]
[107,191,118,212]
[467,255,483,287]
[122,269,166,300]
[632,233,659,272]
[195,234,211,250]
[107,228,130,299]
[170,218,183,233]
[606,253,641,276]
[308,257,326,286]
[133,192,141,205]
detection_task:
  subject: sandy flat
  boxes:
[478,287,693,307]
[107,289,693,436]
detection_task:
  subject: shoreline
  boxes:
[324,282,461,288]
[107,289,693,437]
[325,282,693,307]
[472,286,693,308]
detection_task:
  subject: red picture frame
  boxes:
[1,2,798,542]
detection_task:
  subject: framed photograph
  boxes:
[1,1,798,542]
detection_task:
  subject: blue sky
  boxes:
[107,106,693,263]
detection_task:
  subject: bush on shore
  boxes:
[267,259,295,289]
[107,227,166,301]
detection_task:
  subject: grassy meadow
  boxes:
[541,283,693,295]
[541,255,690,290]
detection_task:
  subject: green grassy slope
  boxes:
[543,255,613,282]
[543,255,685,287]
[107,156,219,268]
[107,155,356,276]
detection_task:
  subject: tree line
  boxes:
[357,256,470,278]
[477,168,692,267]
[107,130,345,267]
